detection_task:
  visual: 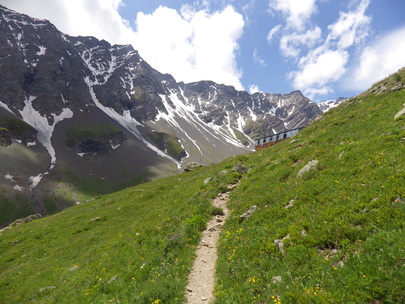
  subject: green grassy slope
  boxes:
[0,69,404,303]
[0,158,243,304]
[214,70,405,303]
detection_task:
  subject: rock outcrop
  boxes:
[297,160,319,178]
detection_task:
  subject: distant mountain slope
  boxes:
[0,67,404,303]
[0,5,323,226]
[318,97,347,112]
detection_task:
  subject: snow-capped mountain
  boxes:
[318,97,347,113]
[0,5,322,225]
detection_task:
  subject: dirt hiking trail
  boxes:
[184,185,236,304]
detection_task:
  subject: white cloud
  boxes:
[2,0,134,44]
[269,0,318,31]
[327,0,370,49]
[240,0,256,24]
[132,5,244,89]
[132,7,195,70]
[279,26,322,57]
[267,24,281,43]
[2,0,245,90]
[279,0,372,99]
[347,26,405,91]
[253,48,266,67]
[291,49,349,98]
[249,84,261,94]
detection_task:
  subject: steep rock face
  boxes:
[0,9,92,116]
[0,5,323,226]
[0,5,321,162]
[66,127,127,155]
[180,83,321,142]
[69,35,167,121]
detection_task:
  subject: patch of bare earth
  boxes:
[184,186,234,303]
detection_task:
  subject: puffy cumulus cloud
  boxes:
[265,0,375,98]
[291,49,348,98]
[278,0,372,99]
[279,26,322,57]
[132,5,244,89]
[3,0,245,90]
[64,0,135,43]
[268,0,321,59]
[269,0,318,31]
[347,26,405,91]
[132,7,195,71]
[327,0,370,49]
[2,0,67,28]
[2,0,135,44]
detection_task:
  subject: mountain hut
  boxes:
[254,127,303,151]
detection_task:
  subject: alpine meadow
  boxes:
[1,67,404,303]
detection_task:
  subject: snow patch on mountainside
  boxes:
[19,95,73,166]
[158,88,248,149]
[318,98,347,112]
[29,173,43,189]
[5,174,24,191]
[12,31,27,55]
[5,174,14,182]
[248,107,258,122]
[79,45,125,85]
[224,111,238,141]
[84,77,182,168]
[236,113,245,134]
[156,93,203,157]
[14,185,23,191]
[36,45,46,56]
[0,100,14,114]
[178,90,248,148]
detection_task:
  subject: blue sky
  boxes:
[2,0,405,102]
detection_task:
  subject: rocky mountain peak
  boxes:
[0,4,326,225]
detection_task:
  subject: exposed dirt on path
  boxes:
[184,187,234,303]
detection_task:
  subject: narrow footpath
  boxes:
[184,186,234,303]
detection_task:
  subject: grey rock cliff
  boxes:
[0,4,324,226]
